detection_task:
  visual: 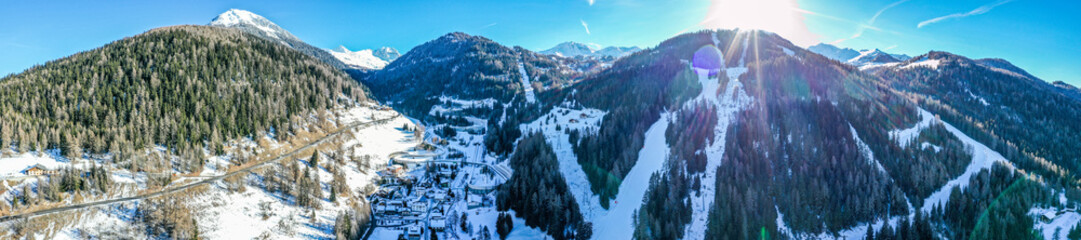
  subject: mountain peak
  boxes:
[540,41,639,58]
[326,46,400,70]
[210,9,268,28]
[335,45,351,53]
[209,9,296,42]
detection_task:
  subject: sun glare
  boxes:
[700,0,817,46]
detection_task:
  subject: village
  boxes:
[365,121,512,239]
[368,141,511,240]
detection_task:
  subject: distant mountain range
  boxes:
[210,9,398,70]
[326,46,400,70]
[808,43,911,68]
[540,41,641,59]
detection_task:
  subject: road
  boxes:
[0,114,400,223]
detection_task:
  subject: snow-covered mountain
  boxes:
[326,46,400,70]
[209,9,349,69]
[210,9,297,43]
[808,43,861,62]
[847,48,902,68]
[808,43,911,67]
[372,47,401,62]
[540,41,641,59]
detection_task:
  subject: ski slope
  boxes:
[591,113,671,239]
[520,104,608,220]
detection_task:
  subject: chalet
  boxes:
[1040,211,1057,222]
[410,200,428,213]
[429,213,447,231]
[568,118,579,123]
[406,226,423,240]
[22,164,56,176]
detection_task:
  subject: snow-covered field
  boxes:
[1030,206,1081,240]
[0,151,75,177]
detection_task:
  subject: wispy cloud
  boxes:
[581,19,591,35]
[481,23,497,29]
[832,0,907,44]
[918,0,1015,28]
[884,44,898,50]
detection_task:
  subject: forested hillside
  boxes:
[877,52,1081,185]
[0,25,369,172]
[361,32,600,118]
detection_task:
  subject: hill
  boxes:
[0,25,369,172]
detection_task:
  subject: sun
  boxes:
[700,0,817,46]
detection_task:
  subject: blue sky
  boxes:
[1,0,1077,85]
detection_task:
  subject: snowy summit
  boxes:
[540,41,641,59]
[326,46,400,70]
[209,9,297,42]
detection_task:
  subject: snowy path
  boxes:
[592,113,672,239]
[911,108,1013,213]
[684,66,752,239]
[517,61,536,103]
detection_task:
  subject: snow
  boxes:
[965,88,991,106]
[1030,207,1081,240]
[859,62,900,71]
[517,61,537,103]
[921,142,942,153]
[782,47,795,56]
[899,108,1015,213]
[683,53,754,238]
[851,125,888,174]
[520,104,608,221]
[209,9,281,39]
[901,59,942,70]
[0,152,69,177]
[888,108,936,149]
[327,46,390,70]
[591,112,671,239]
[28,105,416,239]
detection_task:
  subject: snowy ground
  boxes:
[517,61,537,104]
[683,39,754,238]
[1030,206,1081,240]
[591,112,670,239]
[520,103,607,221]
[902,108,1015,213]
[16,105,417,239]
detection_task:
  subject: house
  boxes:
[22,164,56,176]
[406,226,423,240]
[1041,211,1057,222]
[387,200,405,215]
[568,118,579,123]
[429,214,447,231]
[467,199,483,209]
[411,200,428,213]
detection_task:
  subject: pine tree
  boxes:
[865,224,875,240]
[309,151,320,168]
